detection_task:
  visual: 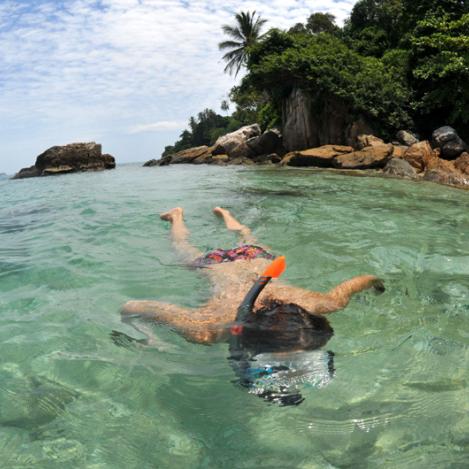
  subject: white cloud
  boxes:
[0,0,357,173]
[128,120,187,133]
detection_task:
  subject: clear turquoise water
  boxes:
[1,165,468,468]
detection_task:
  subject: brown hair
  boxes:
[240,300,334,354]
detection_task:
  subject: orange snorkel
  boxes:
[230,256,286,336]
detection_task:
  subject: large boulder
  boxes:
[246,129,286,157]
[403,141,436,172]
[333,144,393,169]
[13,142,115,179]
[169,145,212,164]
[281,87,375,150]
[423,169,469,187]
[383,158,417,179]
[432,126,467,159]
[280,145,353,167]
[396,130,419,146]
[212,124,260,158]
[391,145,408,158]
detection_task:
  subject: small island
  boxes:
[144,6,469,190]
[13,142,115,179]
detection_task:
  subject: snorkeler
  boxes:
[122,207,383,343]
[120,207,384,405]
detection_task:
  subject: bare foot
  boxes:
[213,206,228,217]
[160,207,184,222]
[213,207,244,231]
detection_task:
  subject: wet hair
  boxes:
[239,300,334,355]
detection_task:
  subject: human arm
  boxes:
[268,275,384,315]
[121,300,226,344]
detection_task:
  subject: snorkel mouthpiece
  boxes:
[232,256,286,333]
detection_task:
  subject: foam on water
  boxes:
[1,165,468,467]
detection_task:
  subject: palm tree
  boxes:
[219,11,267,77]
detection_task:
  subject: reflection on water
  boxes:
[0,165,468,467]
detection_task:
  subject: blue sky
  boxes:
[0,0,356,174]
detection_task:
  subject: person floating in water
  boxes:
[121,207,384,405]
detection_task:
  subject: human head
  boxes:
[239,300,334,355]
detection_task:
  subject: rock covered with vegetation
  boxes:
[13,143,115,179]
[148,1,469,190]
[163,1,468,160]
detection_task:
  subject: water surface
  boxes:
[1,165,468,468]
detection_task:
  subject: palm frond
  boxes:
[219,10,267,76]
[218,40,243,51]
[221,47,245,62]
[221,24,244,41]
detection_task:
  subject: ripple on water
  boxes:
[1,166,469,466]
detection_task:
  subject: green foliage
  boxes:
[229,83,280,131]
[246,30,412,135]
[219,11,267,76]
[162,109,230,156]
[306,13,339,34]
[409,12,469,133]
[165,3,469,155]
[344,0,404,56]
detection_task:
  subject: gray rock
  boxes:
[143,159,158,167]
[423,169,469,187]
[383,158,417,178]
[253,153,282,164]
[281,87,375,151]
[432,126,467,159]
[246,130,286,156]
[13,142,115,179]
[157,155,173,166]
[396,130,419,146]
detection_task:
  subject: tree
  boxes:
[219,11,267,76]
[245,30,412,136]
[409,12,469,135]
[306,13,338,34]
[343,0,404,56]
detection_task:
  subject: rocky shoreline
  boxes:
[13,142,115,179]
[144,125,469,190]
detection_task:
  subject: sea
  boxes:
[1,164,468,467]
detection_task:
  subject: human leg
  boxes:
[213,207,257,245]
[160,207,202,262]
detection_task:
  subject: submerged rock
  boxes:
[13,143,115,179]
[384,158,417,179]
[423,169,469,187]
[432,126,467,159]
[0,368,79,429]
